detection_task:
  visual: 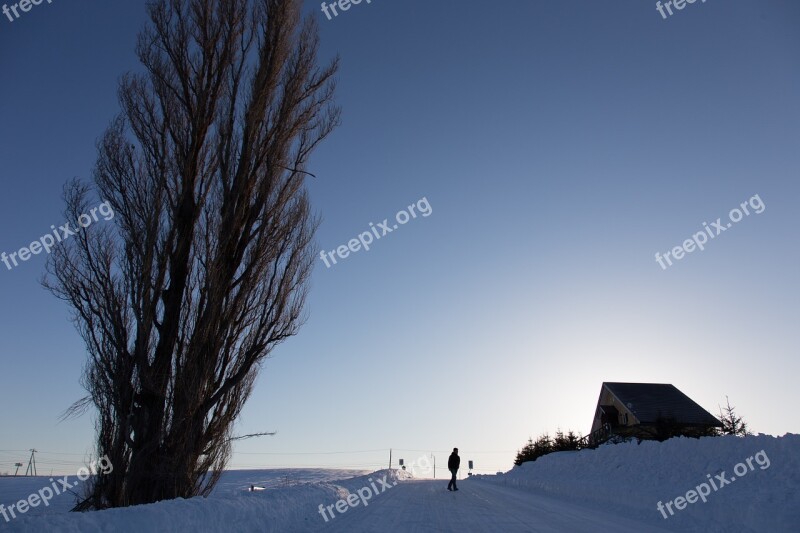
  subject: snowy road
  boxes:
[307,479,669,533]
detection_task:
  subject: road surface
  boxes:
[308,478,670,532]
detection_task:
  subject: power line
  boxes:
[0,447,515,474]
[392,448,515,454]
[232,448,389,455]
[0,449,91,456]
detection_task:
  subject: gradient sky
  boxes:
[1,0,798,477]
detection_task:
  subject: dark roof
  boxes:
[603,382,722,427]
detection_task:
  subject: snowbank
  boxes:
[0,468,368,519]
[1,468,400,533]
[474,433,800,532]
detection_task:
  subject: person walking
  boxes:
[447,447,460,491]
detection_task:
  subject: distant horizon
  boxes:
[5,430,798,478]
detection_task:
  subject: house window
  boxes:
[623,413,628,425]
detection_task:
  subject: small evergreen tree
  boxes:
[718,396,752,436]
[514,434,552,465]
[514,430,583,465]
[553,429,583,452]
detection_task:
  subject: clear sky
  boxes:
[1,0,798,477]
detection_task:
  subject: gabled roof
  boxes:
[603,382,722,427]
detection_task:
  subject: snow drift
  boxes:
[476,433,800,532]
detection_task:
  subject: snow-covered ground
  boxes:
[1,434,797,532]
[479,433,800,532]
[0,468,369,518]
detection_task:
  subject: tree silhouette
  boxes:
[44,0,339,509]
[718,396,752,437]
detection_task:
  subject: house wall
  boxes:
[590,386,639,434]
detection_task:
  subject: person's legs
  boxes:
[448,469,458,490]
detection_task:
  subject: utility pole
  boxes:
[25,449,37,476]
[433,454,436,479]
[388,448,392,469]
[13,463,22,476]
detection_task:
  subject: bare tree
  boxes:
[44,0,339,509]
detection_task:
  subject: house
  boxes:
[586,382,722,447]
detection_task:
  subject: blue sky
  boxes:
[1,0,798,476]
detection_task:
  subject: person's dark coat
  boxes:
[448,452,460,471]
